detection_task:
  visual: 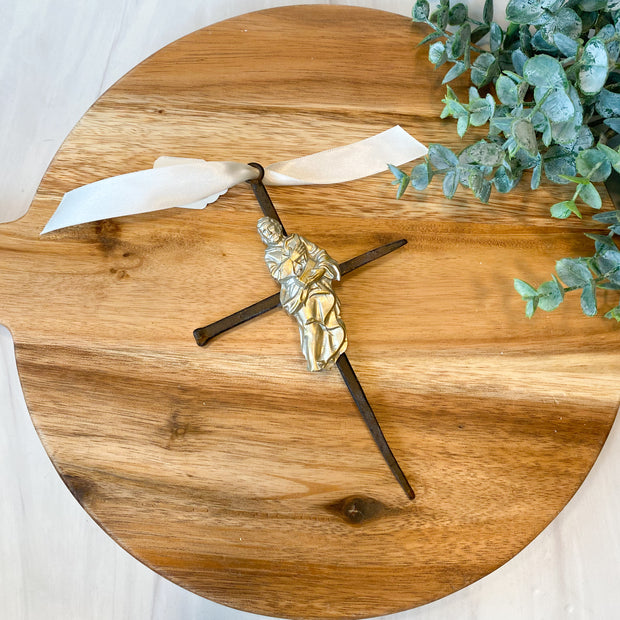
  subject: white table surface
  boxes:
[1,1,619,619]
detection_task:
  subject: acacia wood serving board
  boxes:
[1,6,619,619]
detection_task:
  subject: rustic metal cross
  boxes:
[193,163,415,500]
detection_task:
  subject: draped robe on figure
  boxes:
[264,233,347,371]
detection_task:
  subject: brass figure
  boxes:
[257,217,347,371]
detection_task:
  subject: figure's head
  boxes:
[257,217,284,245]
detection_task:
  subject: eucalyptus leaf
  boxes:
[537,278,564,311]
[443,169,459,198]
[597,143,620,172]
[531,159,543,189]
[506,0,545,24]
[604,118,620,133]
[512,49,528,76]
[442,61,467,84]
[493,166,519,193]
[578,0,607,9]
[457,114,469,137]
[578,38,609,95]
[410,162,431,190]
[429,144,458,170]
[604,305,620,321]
[580,281,598,315]
[578,181,602,209]
[448,2,468,25]
[429,41,447,67]
[551,200,580,218]
[525,297,539,318]
[595,88,620,117]
[523,54,568,90]
[512,117,538,156]
[496,74,520,105]
[471,53,499,88]
[463,140,505,166]
[514,278,538,298]
[483,0,493,24]
[489,23,503,52]
[539,87,575,122]
[412,0,430,21]
[556,258,592,287]
[553,33,578,58]
[595,249,620,285]
[576,148,612,181]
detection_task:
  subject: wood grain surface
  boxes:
[1,5,619,619]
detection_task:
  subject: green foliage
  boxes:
[397,0,620,321]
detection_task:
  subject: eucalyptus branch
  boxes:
[395,0,620,321]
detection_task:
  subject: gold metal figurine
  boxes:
[257,216,347,372]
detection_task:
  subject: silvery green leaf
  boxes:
[506,0,545,24]
[412,0,430,21]
[523,54,568,90]
[471,53,499,87]
[512,49,528,76]
[595,249,620,284]
[550,7,582,39]
[448,2,468,25]
[542,117,553,147]
[469,98,493,126]
[430,7,449,30]
[483,0,493,24]
[531,30,558,53]
[388,163,408,182]
[552,121,579,146]
[512,117,538,156]
[537,278,564,311]
[570,126,593,154]
[514,278,538,298]
[576,148,612,181]
[580,281,598,316]
[595,89,620,117]
[457,114,469,137]
[585,232,617,252]
[604,305,620,321]
[597,143,620,172]
[604,118,620,133]
[496,74,520,105]
[493,167,519,193]
[542,0,564,11]
[551,200,580,218]
[443,169,459,198]
[410,162,431,190]
[596,24,616,41]
[593,210,620,226]
[448,23,471,60]
[490,113,514,136]
[579,181,602,209]
[539,87,575,122]
[577,38,609,96]
[556,258,592,287]
[442,61,467,84]
[419,30,444,46]
[463,140,505,166]
[429,41,446,66]
[525,297,539,318]
[429,144,459,170]
[578,0,607,9]
[554,32,578,57]
[489,23,503,52]
[531,159,543,189]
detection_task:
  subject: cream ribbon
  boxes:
[41,126,427,234]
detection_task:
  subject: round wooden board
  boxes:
[1,5,619,619]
